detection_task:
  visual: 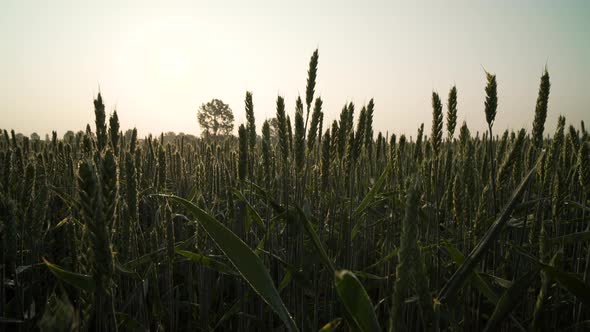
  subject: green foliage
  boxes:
[158,194,299,332]
[578,141,590,197]
[176,249,238,275]
[262,120,272,180]
[483,268,539,332]
[438,151,543,303]
[390,176,432,331]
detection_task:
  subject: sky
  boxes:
[1,0,589,138]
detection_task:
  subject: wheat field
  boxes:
[1,50,590,331]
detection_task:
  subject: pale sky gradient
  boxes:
[1,0,589,138]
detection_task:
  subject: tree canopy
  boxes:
[197,99,234,137]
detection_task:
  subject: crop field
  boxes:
[1,50,590,331]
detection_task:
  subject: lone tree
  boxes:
[197,99,235,137]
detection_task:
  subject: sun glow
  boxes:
[157,47,190,80]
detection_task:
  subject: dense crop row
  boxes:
[1,50,590,331]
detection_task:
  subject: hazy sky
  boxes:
[1,0,589,138]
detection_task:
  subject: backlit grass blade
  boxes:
[334,270,382,332]
[158,194,299,332]
[42,257,95,292]
[353,161,391,219]
[319,318,343,332]
[442,241,498,303]
[548,231,590,247]
[438,151,544,303]
[296,206,336,273]
[176,249,238,276]
[295,207,378,331]
[514,246,590,307]
[483,268,539,332]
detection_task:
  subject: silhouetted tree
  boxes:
[197,99,234,138]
